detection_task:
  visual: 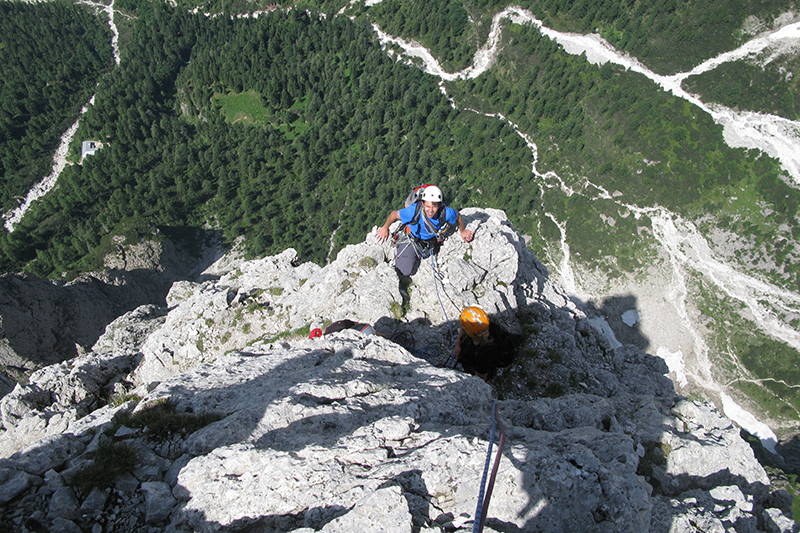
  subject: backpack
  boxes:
[324,320,374,335]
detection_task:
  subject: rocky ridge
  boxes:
[0,230,224,396]
[0,209,796,532]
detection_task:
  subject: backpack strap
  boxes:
[393,186,449,240]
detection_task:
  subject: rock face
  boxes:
[0,272,154,370]
[0,209,795,532]
[0,232,223,387]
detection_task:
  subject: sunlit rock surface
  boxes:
[0,209,794,532]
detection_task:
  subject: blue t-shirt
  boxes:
[399,204,458,240]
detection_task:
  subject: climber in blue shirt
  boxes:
[376,185,473,282]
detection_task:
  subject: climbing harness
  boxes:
[472,400,507,533]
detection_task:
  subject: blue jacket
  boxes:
[399,204,458,241]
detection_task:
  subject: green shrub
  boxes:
[109,393,141,407]
[245,301,264,313]
[358,256,378,269]
[114,398,222,441]
[546,349,563,364]
[76,440,138,491]
[261,324,311,343]
[390,301,404,319]
[543,383,564,397]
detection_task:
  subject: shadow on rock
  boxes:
[0,228,226,384]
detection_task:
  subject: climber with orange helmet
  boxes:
[454,306,522,381]
[376,185,473,299]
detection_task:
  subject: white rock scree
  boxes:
[0,209,795,532]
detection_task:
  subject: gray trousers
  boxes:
[395,236,437,277]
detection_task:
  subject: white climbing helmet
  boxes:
[420,185,443,203]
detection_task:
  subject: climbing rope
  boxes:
[412,240,463,368]
[427,250,458,321]
[472,400,496,533]
[480,417,507,531]
[392,229,488,369]
[472,400,507,533]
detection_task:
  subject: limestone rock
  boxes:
[6,432,89,475]
[0,231,221,392]
[0,209,792,533]
[0,467,37,504]
[130,210,571,385]
[47,486,79,520]
[140,481,176,524]
[762,508,799,533]
[92,304,167,355]
[321,485,412,532]
[0,271,168,379]
[158,334,651,532]
[80,486,110,515]
[49,517,83,533]
[0,350,139,455]
[661,400,770,494]
[166,281,199,308]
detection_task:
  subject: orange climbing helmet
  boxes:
[460,306,489,337]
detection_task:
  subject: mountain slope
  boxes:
[0,210,793,532]
[0,0,799,510]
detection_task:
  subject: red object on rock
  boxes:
[308,328,323,339]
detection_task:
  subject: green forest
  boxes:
[0,2,112,212]
[0,3,533,276]
[684,57,800,120]
[2,0,797,290]
[365,0,799,74]
[369,0,479,72]
[2,0,797,293]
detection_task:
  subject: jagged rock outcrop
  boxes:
[0,232,223,386]
[0,209,795,532]
[131,209,571,385]
[0,305,166,457]
[0,271,158,370]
